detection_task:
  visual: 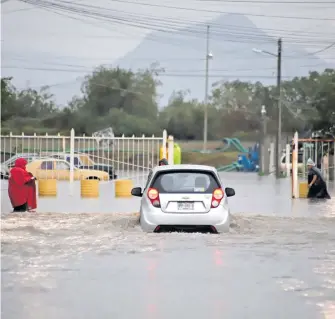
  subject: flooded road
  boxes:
[1,173,335,318]
[1,172,335,216]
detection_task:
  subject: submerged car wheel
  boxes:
[108,171,117,179]
[0,173,9,180]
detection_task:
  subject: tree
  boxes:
[70,65,162,134]
[159,90,220,140]
[210,80,271,136]
[1,77,58,134]
[2,68,334,138]
[306,69,335,134]
[279,69,335,134]
[1,77,18,122]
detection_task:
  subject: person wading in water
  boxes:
[8,158,37,212]
[307,158,331,199]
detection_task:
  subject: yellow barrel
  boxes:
[38,179,57,197]
[81,179,99,198]
[115,179,133,197]
[299,182,308,198]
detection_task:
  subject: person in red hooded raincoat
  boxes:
[8,158,37,212]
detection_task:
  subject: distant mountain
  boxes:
[116,13,334,106]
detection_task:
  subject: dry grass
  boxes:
[176,140,223,151]
[176,140,255,151]
[182,151,239,167]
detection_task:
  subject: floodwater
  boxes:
[1,173,335,319]
[1,172,334,216]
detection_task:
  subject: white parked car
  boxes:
[280,152,304,173]
[131,164,235,233]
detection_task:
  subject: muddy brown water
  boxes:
[1,173,335,319]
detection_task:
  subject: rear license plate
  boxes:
[177,202,194,210]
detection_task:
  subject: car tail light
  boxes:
[211,188,224,208]
[210,226,218,233]
[147,188,161,208]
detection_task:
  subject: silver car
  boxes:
[131,164,235,233]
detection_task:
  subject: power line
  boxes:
[50,1,335,39]
[18,0,273,52]
[3,65,331,79]
[6,24,335,43]
[15,78,144,96]
[4,48,335,62]
[17,0,278,51]
[2,59,330,73]
[5,1,334,85]
[308,42,335,55]
[54,1,335,41]
[104,0,335,21]
[197,0,335,3]
[3,55,207,62]
[20,0,335,45]
[10,1,334,82]
[10,0,335,40]
[3,6,36,13]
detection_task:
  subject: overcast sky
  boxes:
[1,0,335,105]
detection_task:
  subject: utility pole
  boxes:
[275,38,282,178]
[203,25,210,152]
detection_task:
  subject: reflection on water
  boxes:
[1,172,334,215]
[1,212,335,319]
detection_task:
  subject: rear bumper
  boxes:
[79,165,117,179]
[140,207,230,233]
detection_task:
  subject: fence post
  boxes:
[62,136,66,153]
[168,135,174,165]
[162,130,167,159]
[285,143,290,177]
[292,131,299,198]
[69,128,75,196]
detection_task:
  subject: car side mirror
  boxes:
[225,187,235,197]
[131,187,143,197]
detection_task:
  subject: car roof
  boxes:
[151,164,217,174]
[45,152,91,157]
[28,158,65,163]
[6,153,38,159]
[4,153,39,163]
[13,153,38,156]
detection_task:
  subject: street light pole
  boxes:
[203,25,210,152]
[252,38,282,178]
[275,38,282,178]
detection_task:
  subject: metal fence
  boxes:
[291,132,335,198]
[1,129,168,187]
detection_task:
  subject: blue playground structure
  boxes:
[236,143,260,172]
[219,138,248,153]
[188,137,260,173]
[217,141,260,173]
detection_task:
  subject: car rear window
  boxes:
[150,170,220,194]
[65,156,80,166]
